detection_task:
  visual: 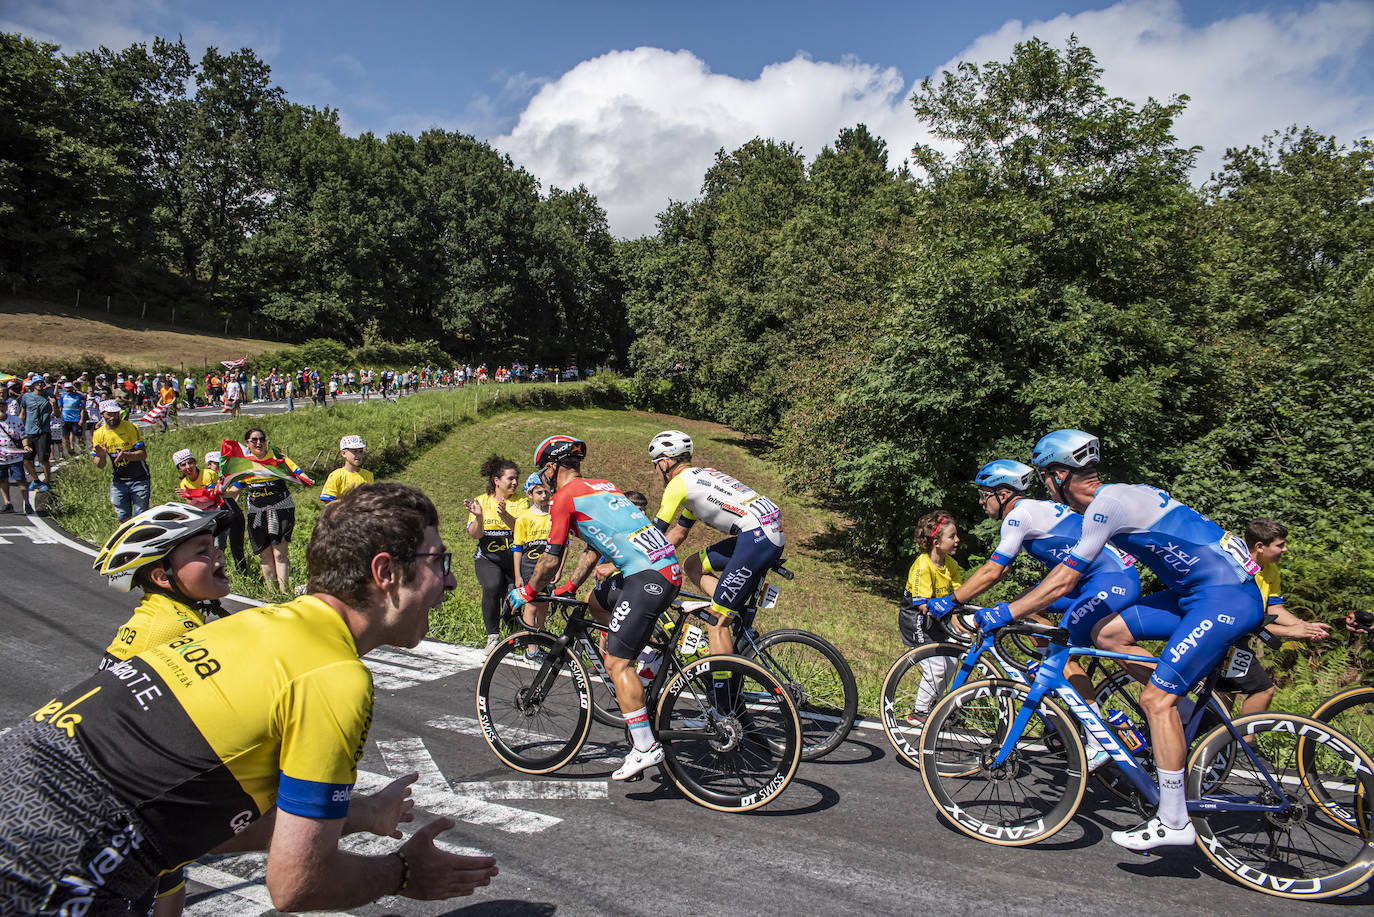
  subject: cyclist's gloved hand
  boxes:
[551,579,578,598]
[975,602,1014,632]
[925,595,957,619]
[507,584,536,611]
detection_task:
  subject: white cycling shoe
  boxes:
[1086,747,1111,773]
[612,744,664,781]
[1111,816,1197,851]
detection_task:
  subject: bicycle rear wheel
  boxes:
[919,679,1087,846]
[881,642,1004,768]
[746,629,857,761]
[475,632,592,774]
[1303,685,1374,829]
[654,655,802,812]
[1188,712,1374,899]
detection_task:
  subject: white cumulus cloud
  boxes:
[496,0,1374,237]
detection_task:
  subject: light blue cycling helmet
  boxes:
[1031,429,1101,469]
[974,459,1034,491]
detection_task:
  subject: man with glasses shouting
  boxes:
[0,483,499,915]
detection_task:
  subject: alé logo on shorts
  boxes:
[1167,619,1214,664]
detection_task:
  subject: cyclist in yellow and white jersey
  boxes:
[648,430,784,657]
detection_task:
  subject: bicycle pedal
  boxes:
[622,771,645,783]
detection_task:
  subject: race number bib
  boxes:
[629,525,676,563]
[747,495,781,526]
[1219,532,1261,576]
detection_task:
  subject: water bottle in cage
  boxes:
[1104,708,1147,753]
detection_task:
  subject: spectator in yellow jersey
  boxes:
[321,435,374,503]
[0,484,498,915]
[92,398,151,521]
[898,510,964,725]
[463,455,527,653]
[1215,518,1330,718]
[511,472,554,632]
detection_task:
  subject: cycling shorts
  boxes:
[1217,661,1275,695]
[0,719,164,916]
[699,527,785,618]
[1046,571,1141,646]
[602,569,680,660]
[1145,580,1265,696]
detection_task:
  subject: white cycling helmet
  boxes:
[93,503,227,592]
[1031,429,1101,470]
[649,430,693,462]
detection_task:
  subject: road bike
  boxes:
[476,595,802,812]
[576,559,858,761]
[917,620,1374,899]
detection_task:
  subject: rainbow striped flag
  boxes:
[218,439,313,488]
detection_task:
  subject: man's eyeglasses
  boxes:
[246,437,266,443]
[414,551,452,575]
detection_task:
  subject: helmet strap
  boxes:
[995,490,1021,520]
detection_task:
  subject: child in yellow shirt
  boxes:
[898,509,964,725]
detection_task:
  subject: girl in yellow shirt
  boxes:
[898,509,964,724]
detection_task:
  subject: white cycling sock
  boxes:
[1084,701,1106,752]
[625,706,655,752]
[1157,768,1187,829]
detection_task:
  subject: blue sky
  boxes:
[6,0,1372,236]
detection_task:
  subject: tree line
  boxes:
[0,33,627,368]
[619,38,1372,675]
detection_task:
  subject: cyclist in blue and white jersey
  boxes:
[922,459,1143,771]
[974,430,1264,851]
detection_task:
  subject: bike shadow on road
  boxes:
[429,899,557,916]
[807,735,885,766]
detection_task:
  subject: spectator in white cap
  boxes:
[91,398,150,521]
[320,434,373,503]
[0,395,32,514]
[175,448,248,571]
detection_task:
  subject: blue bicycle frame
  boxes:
[990,631,1290,815]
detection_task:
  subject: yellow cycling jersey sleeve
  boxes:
[655,473,697,526]
[320,467,374,502]
[1255,562,1282,606]
[103,594,207,664]
[906,554,963,599]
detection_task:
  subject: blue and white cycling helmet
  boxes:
[1031,429,1101,470]
[974,459,1034,492]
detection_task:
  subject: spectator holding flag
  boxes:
[320,435,373,503]
[174,447,248,572]
[219,428,313,592]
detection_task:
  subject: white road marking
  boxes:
[186,862,352,917]
[376,737,560,833]
[365,643,484,691]
[0,524,61,545]
[451,780,606,800]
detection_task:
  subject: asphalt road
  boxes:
[2,475,1368,914]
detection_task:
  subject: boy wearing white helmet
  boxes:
[647,430,784,658]
[320,435,374,503]
[977,429,1265,851]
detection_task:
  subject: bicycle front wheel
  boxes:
[919,679,1087,846]
[1189,712,1374,899]
[747,629,857,761]
[475,632,592,774]
[654,655,802,812]
[1310,685,1374,755]
[881,642,1004,768]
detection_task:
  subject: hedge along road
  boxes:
[1,522,1362,913]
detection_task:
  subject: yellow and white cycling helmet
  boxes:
[93,503,228,591]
